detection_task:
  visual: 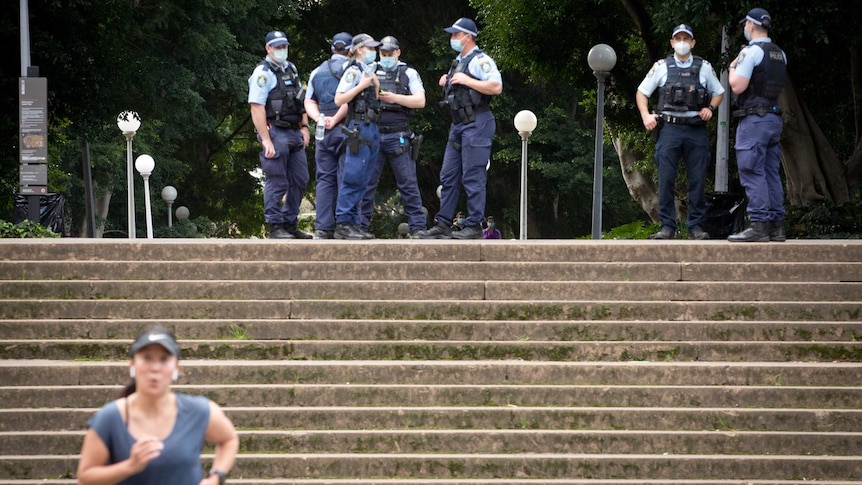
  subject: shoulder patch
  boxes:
[647,65,657,78]
[344,69,357,84]
[738,51,747,64]
[480,60,492,74]
[256,75,267,88]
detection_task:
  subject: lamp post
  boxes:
[176,206,190,222]
[587,44,617,240]
[134,154,155,239]
[117,111,141,239]
[161,186,177,227]
[513,110,537,240]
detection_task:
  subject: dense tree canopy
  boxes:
[1,0,859,238]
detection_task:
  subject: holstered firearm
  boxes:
[341,125,370,155]
[651,114,663,143]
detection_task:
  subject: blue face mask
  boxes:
[488,222,495,228]
[363,49,377,64]
[450,38,463,52]
[379,57,397,70]
[743,24,751,41]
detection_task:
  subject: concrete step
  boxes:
[3,429,860,455]
[3,280,861,301]
[2,300,861,320]
[2,339,860,362]
[2,260,860,282]
[3,360,861,387]
[3,319,860,342]
[2,239,861,264]
[5,384,861,409]
[2,480,861,485]
[3,406,861,433]
[1,452,860,480]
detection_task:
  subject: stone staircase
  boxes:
[0,238,861,485]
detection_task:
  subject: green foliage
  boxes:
[0,220,60,239]
[784,197,862,239]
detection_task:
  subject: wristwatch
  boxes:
[708,105,717,113]
[209,469,227,485]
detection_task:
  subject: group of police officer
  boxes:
[250,8,786,242]
[637,7,788,242]
[247,17,502,240]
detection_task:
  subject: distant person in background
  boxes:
[451,211,466,232]
[76,325,238,485]
[483,215,501,239]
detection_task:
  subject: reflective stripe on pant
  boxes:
[653,123,709,231]
[314,127,347,231]
[336,120,379,225]
[359,131,426,232]
[436,110,495,227]
[735,113,785,222]
[259,126,309,225]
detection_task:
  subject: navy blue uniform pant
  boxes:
[436,110,495,227]
[313,125,346,231]
[336,119,379,225]
[735,113,785,222]
[259,126,309,226]
[360,130,426,232]
[654,122,709,232]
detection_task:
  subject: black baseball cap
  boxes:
[740,8,771,29]
[130,326,180,357]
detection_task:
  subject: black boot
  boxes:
[269,223,295,239]
[728,221,769,242]
[769,221,786,242]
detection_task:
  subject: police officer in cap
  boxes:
[414,18,502,240]
[332,33,382,240]
[304,32,352,239]
[636,24,724,240]
[248,31,313,239]
[358,36,427,236]
[728,8,788,242]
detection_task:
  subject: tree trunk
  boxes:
[81,187,112,238]
[612,136,659,223]
[778,78,849,206]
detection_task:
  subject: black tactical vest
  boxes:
[657,56,710,112]
[736,42,787,111]
[262,60,306,127]
[443,49,491,124]
[346,60,381,124]
[376,64,412,126]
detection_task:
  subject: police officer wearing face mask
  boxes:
[727,8,788,243]
[636,24,724,240]
[304,32,353,239]
[332,34,382,240]
[414,18,503,240]
[248,31,313,239]
[358,36,427,236]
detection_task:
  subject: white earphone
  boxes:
[129,367,136,379]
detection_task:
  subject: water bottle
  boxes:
[315,114,325,141]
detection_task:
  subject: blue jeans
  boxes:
[335,120,379,225]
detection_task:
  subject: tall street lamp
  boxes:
[513,110,537,240]
[587,44,616,240]
[117,111,141,239]
[134,154,155,239]
[161,186,177,227]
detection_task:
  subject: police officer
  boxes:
[413,18,502,240]
[248,31,313,239]
[358,36,427,236]
[636,24,724,240]
[728,8,788,243]
[332,34,382,240]
[304,32,352,239]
